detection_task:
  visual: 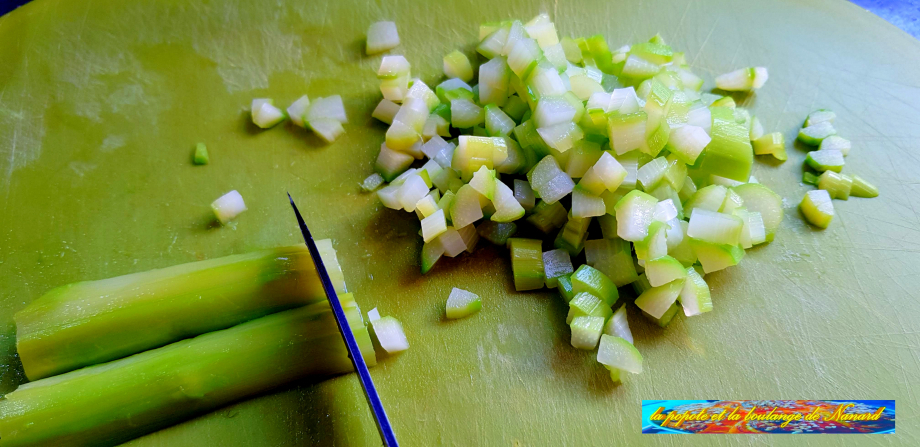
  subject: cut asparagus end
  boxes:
[850,175,879,198]
[16,245,341,381]
[1,299,375,446]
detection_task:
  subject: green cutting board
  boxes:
[1,0,918,445]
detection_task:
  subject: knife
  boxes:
[287,193,399,447]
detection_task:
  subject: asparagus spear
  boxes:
[0,295,375,447]
[16,245,344,380]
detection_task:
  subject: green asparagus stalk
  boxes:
[0,296,375,447]
[16,245,340,380]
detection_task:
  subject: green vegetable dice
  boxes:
[571,264,618,307]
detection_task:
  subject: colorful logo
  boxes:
[642,400,895,434]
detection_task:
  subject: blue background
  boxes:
[850,0,920,38]
[1,0,919,39]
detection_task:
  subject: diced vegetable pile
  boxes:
[796,109,878,229]
[250,95,349,143]
[364,14,797,382]
[231,15,881,384]
[221,94,350,225]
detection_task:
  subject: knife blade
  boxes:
[287,193,399,447]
